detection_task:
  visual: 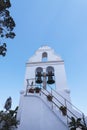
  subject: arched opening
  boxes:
[46,66,54,73]
[36,67,43,73]
[42,52,48,62]
[46,66,55,86]
[35,67,43,84]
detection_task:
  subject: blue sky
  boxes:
[0,0,87,115]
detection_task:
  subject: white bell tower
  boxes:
[24,45,70,101]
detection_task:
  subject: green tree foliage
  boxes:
[0,97,19,130]
[69,117,87,130]
[0,0,16,56]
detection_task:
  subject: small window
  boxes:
[42,52,48,62]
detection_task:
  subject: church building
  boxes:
[17,46,86,130]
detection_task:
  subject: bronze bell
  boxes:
[35,72,42,84]
[47,71,55,84]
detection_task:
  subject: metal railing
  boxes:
[25,79,86,127]
[42,85,86,125]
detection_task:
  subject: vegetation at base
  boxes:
[0,97,19,130]
[69,116,87,130]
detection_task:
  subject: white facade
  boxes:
[25,46,70,93]
[17,46,85,130]
[17,94,69,130]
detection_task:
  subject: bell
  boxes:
[47,71,55,84]
[35,72,42,84]
[47,75,55,84]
